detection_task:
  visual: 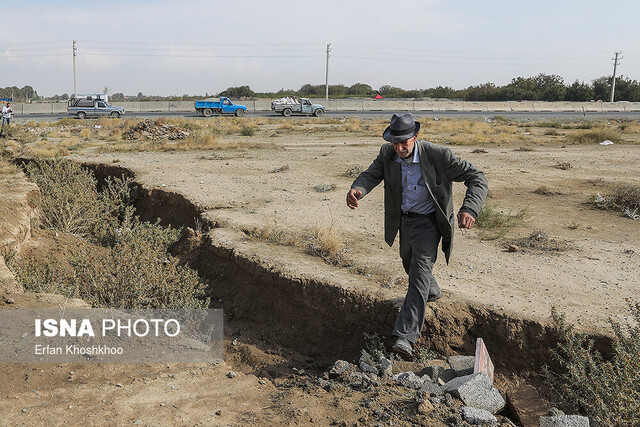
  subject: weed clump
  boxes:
[314,183,336,193]
[533,185,562,196]
[343,164,364,178]
[589,185,640,220]
[544,302,640,426]
[476,202,527,240]
[511,229,570,252]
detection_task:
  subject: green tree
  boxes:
[218,85,255,98]
[299,84,324,96]
[612,76,640,102]
[565,80,594,101]
[592,76,611,101]
[533,73,566,101]
[464,83,501,101]
[378,85,405,98]
[347,83,373,96]
[424,86,457,99]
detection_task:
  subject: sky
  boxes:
[1,0,639,97]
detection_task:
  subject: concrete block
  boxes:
[463,102,488,112]
[254,100,272,111]
[418,379,443,396]
[443,372,505,414]
[462,406,497,425]
[538,415,590,427]
[439,368,457,383]
[506,384,548,427]
[448,355,475,377]
[414,101,437,111]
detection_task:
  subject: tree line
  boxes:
[218,74,640,102]
[0,86,38,102]
[5,73,640,102]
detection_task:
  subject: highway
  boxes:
[12,110,640,123]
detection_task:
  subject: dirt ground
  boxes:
[1,117,639,425]
[73,127,640,333]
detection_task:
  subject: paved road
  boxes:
[13,110,640,123]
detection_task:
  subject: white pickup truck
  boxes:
[68,94,125,119]
[271,97,325,117]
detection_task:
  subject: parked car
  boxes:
[194,97,247,117]
[68,94,125,119]
[271,97,325,117]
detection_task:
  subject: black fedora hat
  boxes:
[382,113,420,143]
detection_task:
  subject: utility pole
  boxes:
[610,51,622,102]
[73,40,78,98]
[325,43,331,101]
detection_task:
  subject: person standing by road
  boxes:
[346,113,488,357]
[1,102,13,136]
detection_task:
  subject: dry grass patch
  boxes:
[477,201,527,240]
[511,229,571,252]
[590,185,640,220]
[245,219,351,267]
[533,185,563,196]
[568,128,621,144]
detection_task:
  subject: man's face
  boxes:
[392,135,416,159]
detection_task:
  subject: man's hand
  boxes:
[457,211,475,229]
[346,189,362,209]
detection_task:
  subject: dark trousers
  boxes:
[393,214,441,343]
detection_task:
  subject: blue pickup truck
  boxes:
[194,97,247,117]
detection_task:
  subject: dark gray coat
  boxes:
[351,141,488,263]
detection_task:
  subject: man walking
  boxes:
[1,102,13,136]
[346,113,488,357]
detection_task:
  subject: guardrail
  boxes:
[11,99,640,115]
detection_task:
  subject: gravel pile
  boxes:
[123,120,191,140]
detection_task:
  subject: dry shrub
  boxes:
[343,164,364,178]
[590,185,640,220]
[57,117,76,126]
[79,128,92,139]
[554,162,572,170]
[4,126,38,143]
[512,229,570,251]
[314,183,335,192]
[339,118,362,132]
[545,303,640,426]
[533,185,562,196]
[24,158,103,236]
[49,130,71,138]
[11,158,209,309]
[60,136,84,150]
[568,128,621,144]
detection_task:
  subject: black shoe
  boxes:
[392,338,413,357]
[428,292,442,302]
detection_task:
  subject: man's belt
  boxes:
[401,211,436,219]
